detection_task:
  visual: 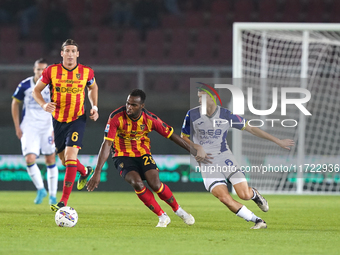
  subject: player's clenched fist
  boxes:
[89,108,99,121]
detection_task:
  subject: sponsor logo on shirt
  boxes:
[55,87,83,93]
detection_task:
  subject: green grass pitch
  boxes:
[1,191,339,255]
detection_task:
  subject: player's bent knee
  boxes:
[211,185,233,205]
[45,156,55,165]
[233,183,252,200]
[25,154,37,164]
[129,179,145,190]
[148,181,162,192]
[45,160,54,165]
[230,172,252,200]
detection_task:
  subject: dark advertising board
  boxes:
[0,155,206,192]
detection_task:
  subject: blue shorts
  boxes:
[53,114,86,154]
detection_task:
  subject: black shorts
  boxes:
[53,114,86,154]
[112,154,159,180]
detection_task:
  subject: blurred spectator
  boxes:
[132,0,161,40]
[163,0,181,16]
[106,0,133,27]
[0,0,16,24]
[17,0,40,39]
[42,2,72,54]
[0,0,39,38]
[178,0,204,12]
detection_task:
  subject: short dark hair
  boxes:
[197,83,221,97]
[197,83,214,94]
[34,58,48,66]
[61,39,79,51]
[129,89,146,104]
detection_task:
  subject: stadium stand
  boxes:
[144,40,165,64]
[0,0,338,68]
[210,14,229,28]
[304,0,327,22]
[233,0,255,22]
[328,0,340,23]
[279,0,305,22]
[184,12,205,28]
[22,41,44,62]
[147,74,174,92]
[96,42,120,65]
[96,28,116,44]
[0,25,19,41]
[211,0,232,15]
[257,0,278,22]
[0,43,20,63]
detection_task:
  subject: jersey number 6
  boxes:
[71,132,79,142]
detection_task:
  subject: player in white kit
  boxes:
[181,87,294,229]
[11,58,58,205]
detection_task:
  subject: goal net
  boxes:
[232,23,340,194]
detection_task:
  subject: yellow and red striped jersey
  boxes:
[40,63,95,123]
[104,106,174,157]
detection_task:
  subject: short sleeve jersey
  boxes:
[181,106,247,155]
[40,63,95,123]
[104,106,174,157]
[12,76,52,129]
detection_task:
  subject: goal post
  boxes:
[232,23,340,194]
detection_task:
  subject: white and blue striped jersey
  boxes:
[181,106,247,155]
[12,76,52,129]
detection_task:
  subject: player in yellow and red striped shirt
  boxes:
[104,105,174,157]
[33,39,99,212]
[40,60,95,123]
[87,89,211,227]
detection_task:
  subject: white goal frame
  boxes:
[232,23,340,194]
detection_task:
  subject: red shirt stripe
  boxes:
[40,63,95,123]
[61,70,74,122]
[105,106,174,157]
[74,65,84,117]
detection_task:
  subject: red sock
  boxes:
[77,159,86,176]
[155,183,179,212]
[60,160,78,205]
[135,187,164,216]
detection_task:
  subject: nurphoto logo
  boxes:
[199,83,312,128]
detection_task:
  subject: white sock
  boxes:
[47,164,58,197]
[236,205,259,223]
[158,212,169,221]
[175,206,187,217]
[27,163,44,190]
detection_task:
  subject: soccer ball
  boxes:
[55,206,78,227]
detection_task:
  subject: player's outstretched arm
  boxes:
[170,133,212,163]
[87,139,112,191]
[244,125,294,150]
[32,80,56,113]
[181,135,212,163]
